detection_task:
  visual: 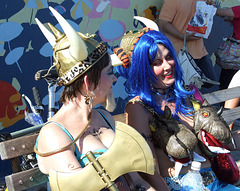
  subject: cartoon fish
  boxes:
[0,78,28,130]
[96,0,110,13]
[134,5,160,27]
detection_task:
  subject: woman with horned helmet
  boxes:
[34,7,156,191]
[114,17,240,190]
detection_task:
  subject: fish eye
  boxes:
[202,112,209,117]
[15,106,19,112]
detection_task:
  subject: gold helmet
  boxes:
[113,16,159,68]
[36,6,122,86]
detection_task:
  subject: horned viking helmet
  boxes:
[113,16,159,68]
[36,6,122,86]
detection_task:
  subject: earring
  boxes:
[84,91,95,112]
[84,91,90,105]
[88,91,95,112]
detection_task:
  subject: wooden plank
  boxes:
[0,134,38,160]
[5,168,48,191]
[10,157,21,173]
[2,86,240,191]
[112,109,240,125]
[203,86,240,105]
[222,107,240,125]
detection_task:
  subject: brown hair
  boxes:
[60,53,109,103]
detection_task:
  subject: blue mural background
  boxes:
[0,0,162,180]
[0,0,239,182]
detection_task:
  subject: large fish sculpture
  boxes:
[0,78,28,130]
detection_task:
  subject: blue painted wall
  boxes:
[0,0,238,181]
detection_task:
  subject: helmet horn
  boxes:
[35,18,56,46]
[49,6,88,61]
[48,22,64,40]
[133,16,159,31]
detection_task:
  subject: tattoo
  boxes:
[89,126,111,137]
[141,133,153,142]
[90,128,101,137]
[67,163,81,170]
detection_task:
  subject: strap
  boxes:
[37,121,81,160]
[127,98,156,116]
[183,33,188,52]
[34,116,91,157]
[35,109,114,158]
[45,121,75,140]
[96,109,115,131]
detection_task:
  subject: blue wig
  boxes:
[117,30,194,118]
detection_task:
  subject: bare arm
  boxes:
[224,97,240,131]
[158,19,201,41]
[37,124,82,174]
[125,102,170,191]
[216,8,235,18]
[224,97,240,111]
[224,71,240,130]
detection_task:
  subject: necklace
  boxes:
[153,88,172,100]
[153,88,176,115]
[34,115,91,157]
[152,87,169,95]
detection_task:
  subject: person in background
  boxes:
[114,16,240,191]
[224,70,240,131]
[215,6,240,91]
[34,7,155,191]
[158,0,218,89]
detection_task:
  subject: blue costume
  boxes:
[36,109,113,167]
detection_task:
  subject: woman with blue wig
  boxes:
[114,17,240,191]
[116,27,193,118]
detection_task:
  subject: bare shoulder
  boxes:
[125,97,152,133]
[126,97,150,117]
[37,121,73,152]
[37,122,81,174]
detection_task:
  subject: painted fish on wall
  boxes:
[0,78,28,130]
[134,5,160,28]
[135,5,160,21]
